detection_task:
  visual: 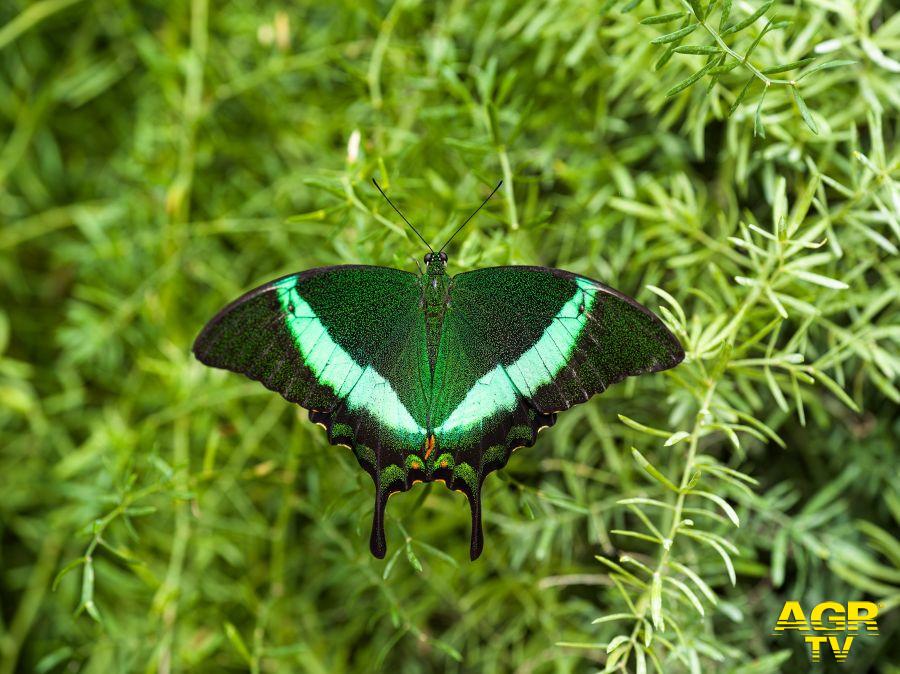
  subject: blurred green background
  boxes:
[1,0,898,672]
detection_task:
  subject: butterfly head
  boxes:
[424,251,448,275]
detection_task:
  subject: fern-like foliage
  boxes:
[1,0,897,672]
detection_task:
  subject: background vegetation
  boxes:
[1,0,898,672]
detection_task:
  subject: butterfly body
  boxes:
[420,254,451,374]
[194,256,684,560]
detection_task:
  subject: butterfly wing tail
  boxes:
[468,488,484,561]
[370,488,388,559]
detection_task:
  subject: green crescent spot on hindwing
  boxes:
[193,261,684,561]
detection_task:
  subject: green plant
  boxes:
[1,0,897,672]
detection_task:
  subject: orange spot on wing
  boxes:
[424,434,435,459]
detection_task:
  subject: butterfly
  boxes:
[193,180,684,560]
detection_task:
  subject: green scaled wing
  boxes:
[430,266,684,559]
[192,265,430,557]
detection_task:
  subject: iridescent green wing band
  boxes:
[273,278,424,439]
[435,276,597,437]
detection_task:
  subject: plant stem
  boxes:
[617,382,717,669]
[498,147,519,231]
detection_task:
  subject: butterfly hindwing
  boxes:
[430,266,684,558]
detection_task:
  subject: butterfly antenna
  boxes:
[372,178,433,253]
[438,180,503,253]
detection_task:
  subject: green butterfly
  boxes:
[193,181,684,560]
